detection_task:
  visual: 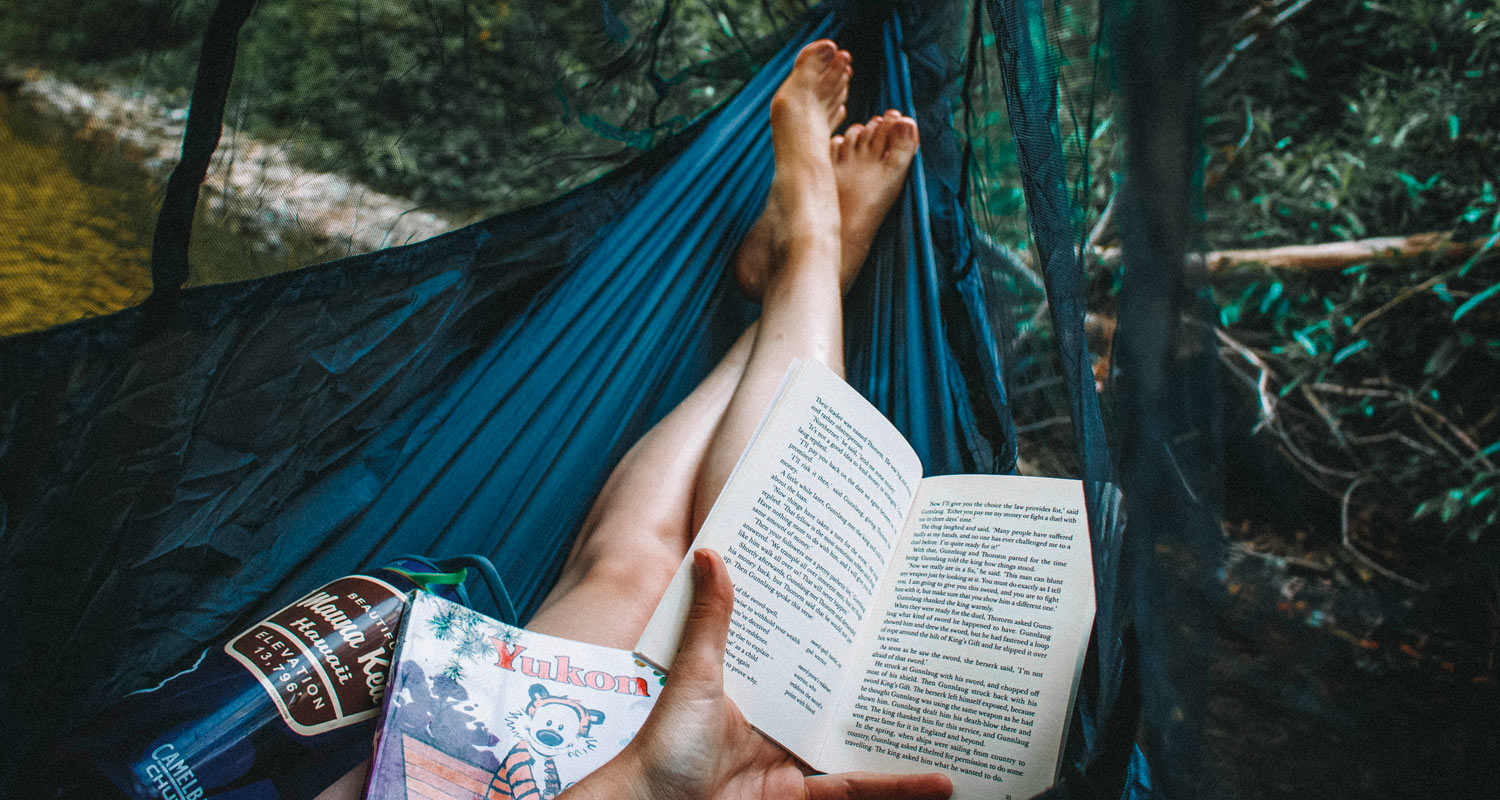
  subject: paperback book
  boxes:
[637,359,1097,800]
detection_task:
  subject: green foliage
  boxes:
[6,0,808,215]
[1202,0,1500,571]
[216,0,809,213]
[965,3,1115,254]
[1203,0,1500,248]
[1215,250,1500,560]
[0,0,205,61]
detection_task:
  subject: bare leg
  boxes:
[527,322,757,647]
[313,327,762,800]
[695,111,919,527]
[528,40,853,648]
[530,42,919,647]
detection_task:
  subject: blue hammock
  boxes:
[0,2,1145,796]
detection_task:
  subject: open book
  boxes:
[637,360,1095,800]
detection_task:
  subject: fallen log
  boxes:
[1095,232,1490,272]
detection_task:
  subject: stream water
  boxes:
[0,93,154,337]
[0,90,361,339]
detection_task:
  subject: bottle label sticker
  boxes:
[226,575,408,736]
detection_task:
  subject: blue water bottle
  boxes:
[22,555,517,799]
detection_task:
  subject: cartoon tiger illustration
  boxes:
[486,684,605,800]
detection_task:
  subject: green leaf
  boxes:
[1453,281,1500,322]
[1259,282,1284,314]
[1449,114,1461,140]
[1278,375,1304,398]
[1293,330,1318,355]
[1332,339,1369,364]
[1441,493,1462,523]
[1395,171,1441,199]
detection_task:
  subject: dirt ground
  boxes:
[1203,524,1497,798]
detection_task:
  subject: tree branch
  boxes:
[1095,231,1491,272]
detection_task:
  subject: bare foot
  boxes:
[832,110,920,280]
[734,40,849,296]
[750,39,850,284]
[735,108,919,299]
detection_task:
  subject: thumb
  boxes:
[670,549,735,687]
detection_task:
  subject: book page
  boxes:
[636,360,923,759]
[822,475,1094,800]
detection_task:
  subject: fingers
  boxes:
[805,771,954,800]
[670,549,736,687]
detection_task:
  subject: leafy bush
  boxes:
[0,0,204,61]
[1202,0,1500,576]
[4,0,809,215]
[1203,0,1500,248]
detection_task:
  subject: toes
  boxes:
[868,115,893,156]
[857,117,883,154]
[796,40,837,71]
[887,116,920,159]
[831,135,846,162]
[882,117,918,164]
[818,49,852,96]
[830,79,849,125]
[843,123,866,155]
[831,103,847,129]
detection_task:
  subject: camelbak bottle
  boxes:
[21,558,495,799]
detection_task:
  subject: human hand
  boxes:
[561,549,952,800]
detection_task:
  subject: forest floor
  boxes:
[1203,517,1497,798]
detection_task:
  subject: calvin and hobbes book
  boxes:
[637,359,1097,800]
[364,592,661,800]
